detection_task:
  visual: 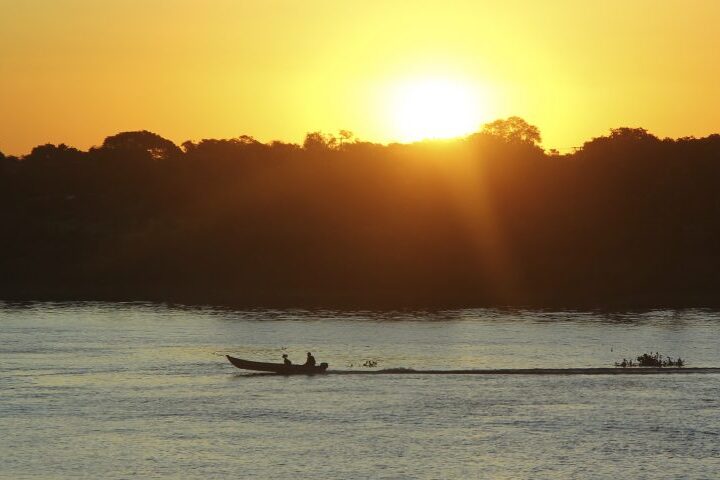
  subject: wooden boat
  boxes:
[226,355,328,374]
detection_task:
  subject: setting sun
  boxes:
[389,78,484,142]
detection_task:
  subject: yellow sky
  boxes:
[1,0,719,155]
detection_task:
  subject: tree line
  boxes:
[2,117,720,308]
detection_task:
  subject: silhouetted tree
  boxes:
[100,130,182,160]
[25,143,83,163]
[338,130,354,146]
[303,131,338,150]
[182,135,265,160]
[481,116,542,145]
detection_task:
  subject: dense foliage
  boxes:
[2,119,719,308]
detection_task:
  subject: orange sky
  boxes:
[1,0,719,155]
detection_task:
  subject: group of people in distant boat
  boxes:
[282,352,316,366]
[615,352,684,368]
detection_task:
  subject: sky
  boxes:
[1,0,719,155]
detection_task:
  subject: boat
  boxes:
[226,355,328,374]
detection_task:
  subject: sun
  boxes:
[389,77,483,142]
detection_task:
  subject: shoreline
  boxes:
[4,290,720,312]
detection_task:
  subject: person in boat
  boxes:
[305,352,316,367]
[282,354,292,366]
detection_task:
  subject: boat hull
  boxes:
[226,355,328,374]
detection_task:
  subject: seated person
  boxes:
[305,352,316,366]
[282,354,292,366]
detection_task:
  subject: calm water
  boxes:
[2,303,720,479]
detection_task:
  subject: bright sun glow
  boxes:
[390,78,483,142]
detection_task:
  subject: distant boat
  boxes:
[226,355,328,374]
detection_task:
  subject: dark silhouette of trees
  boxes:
[303,131,339,150]
[100,130,183,160]
[481,116,542,145]
[338,130,354,145]
[25,143,84,164]
[2,118,720,309]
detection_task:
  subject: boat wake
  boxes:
[326,367,720,375]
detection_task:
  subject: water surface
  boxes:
[2,303,719,478]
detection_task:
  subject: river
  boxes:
[2,302,719,478]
